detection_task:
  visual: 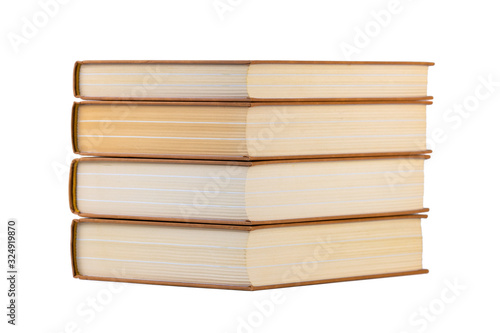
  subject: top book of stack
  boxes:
[73,60,433,102]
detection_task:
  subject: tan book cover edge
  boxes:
[76,60,435,65]
[73,270,429,291]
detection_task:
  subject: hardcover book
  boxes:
[72,100,431,160]
[71,215,428,290]
[69,156,429,225]
[73,60,433,101]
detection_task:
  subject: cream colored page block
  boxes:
[76,158,424,222]
[77,102,427,158]
[77,104,249,157]
[248,254,422,286]
[77,259,251,285]
[247,219,422,266]
[245,104,427,157]
[77,222,249,247]
[248,238,422,267]
[75,218,423,287]
[79,63,249,99]
[247,64,428,98]
[247,219,422,286]
[76,222,251,285]
[244,158,425,221]
[248,219,422,247]
[76,161,249,220]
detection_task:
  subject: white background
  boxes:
[1,0,499,332]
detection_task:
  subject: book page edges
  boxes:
[71,215,428,289]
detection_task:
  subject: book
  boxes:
[71,215,428,290]
[69,156,429,225]
[73,60,433,101]
[72,100,431,160]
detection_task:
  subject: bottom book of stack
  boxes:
[71,215,427,290]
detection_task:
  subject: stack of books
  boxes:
[69,60,433,290]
